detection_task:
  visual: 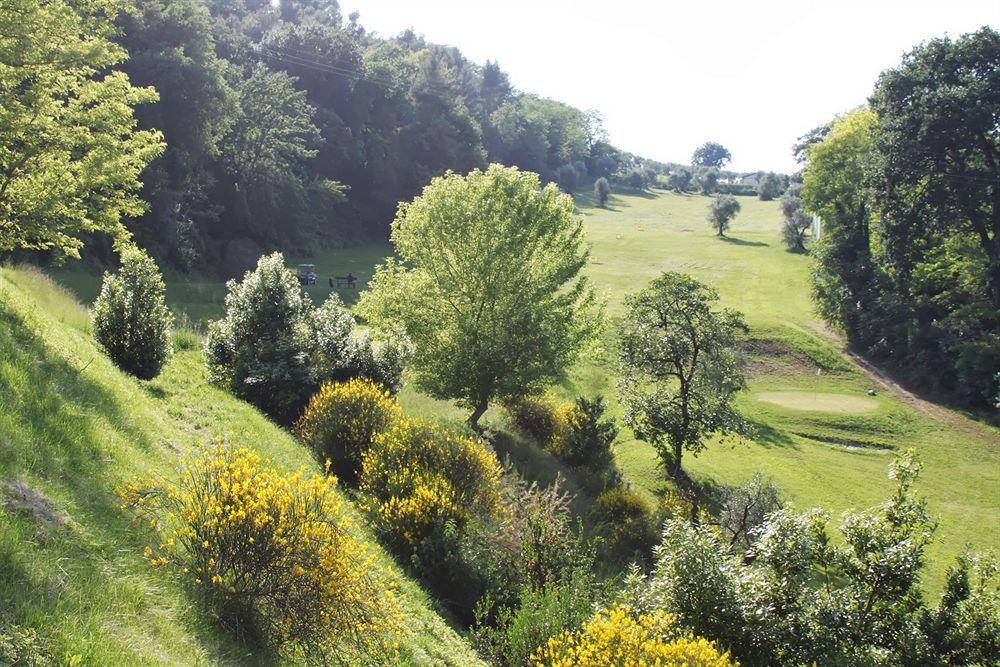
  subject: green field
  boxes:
[0,266,483,665]
[567,188,999,594]
[45,186,999,594]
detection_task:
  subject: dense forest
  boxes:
[79,0,647,274]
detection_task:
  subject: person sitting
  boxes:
[346,272,356,288]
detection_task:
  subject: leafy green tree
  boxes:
[0,0,164,259]
[707,194,741,237]
[866,27,1000,405]
[358,165,600,428]
[668,168,692,193]
[700,168,719,195]
[205,253,403,425]
[92,246,173,379]
[618,272,750,476]
[227,65,322,187]
[780,183,810,251]
[556,164,578,193]
[630,453,1000,667]
[802,110,876,339]
[792,122,831,164]
[116,0,233,269]
[757,172,782,201]
[692,141,731,169]
[594,177,612,207]
[869,26,999,310]
[627,169,646,190]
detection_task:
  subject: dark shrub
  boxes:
[594,177,611,207]
[592,487,659,566]
[91,246,172,379]
[562,395,618,470]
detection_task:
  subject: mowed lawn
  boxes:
[47,185,998,592]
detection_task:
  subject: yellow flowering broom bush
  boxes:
[359,417,504,552]
[117,442,402,663]
[505,394,580,457]
[532,604,735,667]
[294,377,402,486]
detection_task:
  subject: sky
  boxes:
[340,0,999,174]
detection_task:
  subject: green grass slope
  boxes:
[0,266,483,666]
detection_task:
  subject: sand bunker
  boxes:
[756,391,879,414]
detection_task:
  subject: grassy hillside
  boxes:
[0,266,483,665]
[43,186,999,594]
[567,188,999,593]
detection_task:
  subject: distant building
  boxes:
[739,173,759,187]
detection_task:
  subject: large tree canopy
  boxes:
[0,0,164,258]
[692,141,732,169]
[802,109,876,337]
[358,164,600,427]
[869,26,1000,309]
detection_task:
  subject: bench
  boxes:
[332,275,357,288]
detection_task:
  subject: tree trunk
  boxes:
[468,399,489,431]
[670,440,683,477]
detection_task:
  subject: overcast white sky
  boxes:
[340,0,998,173]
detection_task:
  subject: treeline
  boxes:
[108,0,649,274]
[801,27,999,410]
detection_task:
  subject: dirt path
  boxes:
[807,323,998,442]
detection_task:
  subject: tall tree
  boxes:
[867,27,1000,405]
[692,141,732,169]
[668,167,692,193]
[0,0,164,259]
[869,27,1000,310]
[358,165,600,428]
[117,0,233,269]
[619,273,750,476]
[802,110,876,341]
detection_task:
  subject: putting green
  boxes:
[756,391,880,414]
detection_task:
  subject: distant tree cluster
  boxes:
[804,27,1000,408]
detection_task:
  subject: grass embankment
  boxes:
[45,186,999,593]
[0,266,483,665]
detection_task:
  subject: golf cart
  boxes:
[298,264,317,285]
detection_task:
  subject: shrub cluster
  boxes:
[205,253,408,424]
[506,395,576,453]
[92,246,172,379]
[507,395,618,483]
[473,569,606,667]
[294,377,402,486]
[532,604,733,666]
[118,443,401,663]
[359,418,505,552]
[591,487,659,566]
[628,453,1000,666]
